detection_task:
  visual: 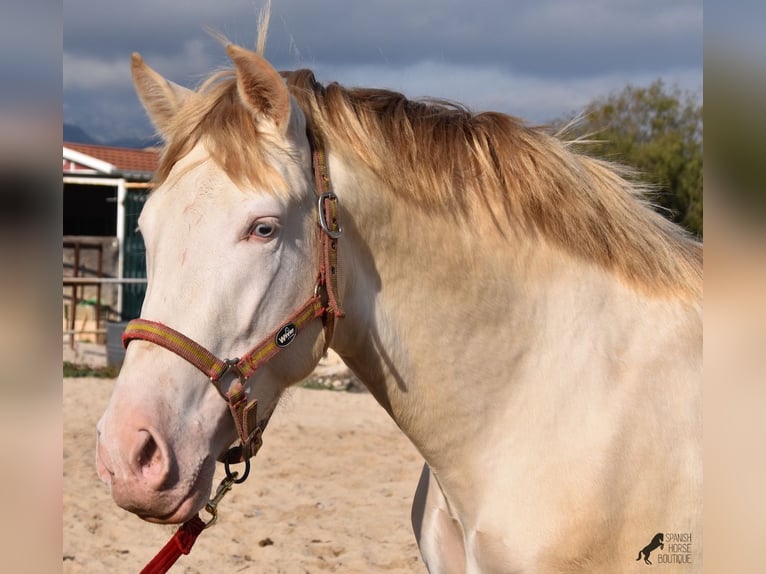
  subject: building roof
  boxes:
[64,142,160,178]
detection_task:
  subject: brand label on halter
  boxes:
[275,323,297,348]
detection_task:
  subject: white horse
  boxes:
[96,34,702,573]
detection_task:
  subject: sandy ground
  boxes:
[63,377,427,573]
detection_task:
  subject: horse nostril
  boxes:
[132,429,169,488]
[138,432,158,466]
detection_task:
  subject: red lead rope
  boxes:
[140,473,237,573]
[139,515,206,574]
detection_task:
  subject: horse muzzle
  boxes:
[95,424,214,524]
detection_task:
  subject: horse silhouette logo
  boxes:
[636,533,664,565]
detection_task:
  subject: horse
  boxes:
[637,533,665,565]
[95,27,702,574]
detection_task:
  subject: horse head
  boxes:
[96,45,333,524]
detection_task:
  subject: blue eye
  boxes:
[250,221,277,238]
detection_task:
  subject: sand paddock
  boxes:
[63,377,426,573]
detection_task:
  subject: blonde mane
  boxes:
[155,64,701,300]
[286,70,701,299]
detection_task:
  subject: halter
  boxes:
[122,128,344,475]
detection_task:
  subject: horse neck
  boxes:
[327,154,701,474]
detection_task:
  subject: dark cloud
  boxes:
[64,0,701,74]
[264,0,702,76]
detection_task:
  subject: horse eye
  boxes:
[250,221,277,238]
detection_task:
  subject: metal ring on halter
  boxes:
[318,192,343,239]
[210,358,242,400]
[224,456,250,484]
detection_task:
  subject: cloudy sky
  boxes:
[63,0,702,145]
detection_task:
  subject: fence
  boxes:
[62,277,147,348]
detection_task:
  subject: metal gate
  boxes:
[121,188,149,320]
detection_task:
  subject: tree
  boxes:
[556,80,703,238]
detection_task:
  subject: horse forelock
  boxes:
[284,70,702,300]
[153,70,298,201]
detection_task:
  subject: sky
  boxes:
[63,0,703,145]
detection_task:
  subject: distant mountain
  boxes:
[63,123,160,149]
[64,123,100,144]
[107,134,162,149]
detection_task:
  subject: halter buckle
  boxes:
[211,358,243,400]
[318,192,343,239]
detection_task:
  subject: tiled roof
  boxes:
[64,142,160,174]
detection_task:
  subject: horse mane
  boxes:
[154,62,701,300]
[284,70,702,299]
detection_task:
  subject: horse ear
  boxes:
[226,44,290,132]
[131,53,192,137]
